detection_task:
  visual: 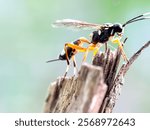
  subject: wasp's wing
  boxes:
[52,19,103,30]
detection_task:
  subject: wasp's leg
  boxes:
[82,49,89,62]
[111,37,129,62]
[64,43,88,77]
[65,43,88,62]
[92,42,103,59]
[123,37,128,46]
[65,43,87,52]
[78,37,91,61]
[64,63,70,78]
[82,44,96,62]
[72,56,78,76]
[64,37,91,53]
[63,45,71,78]
[105,42,108,53]
[78,37,92,61]
[64,38,91,63]
[78,37,91,44]
[92,47,100,60]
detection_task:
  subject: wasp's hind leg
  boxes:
[64,37,91,76]
[63,42,87,77]
[63,44,71,78]
[64,63,70,78]
[65,43,87,52]
[72,56,78,77]
[65,37,91,52]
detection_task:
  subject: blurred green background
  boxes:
[0,0,150,112]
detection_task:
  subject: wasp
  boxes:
[47,12,150,77]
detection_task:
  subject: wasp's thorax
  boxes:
[91,23,124,44]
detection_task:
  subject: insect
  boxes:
[47,12,150,77]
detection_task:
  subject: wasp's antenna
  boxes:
[123,12,150,27]
[46,58,60,63]
[125,17,150,25]
[123,14,143,26]
[123,37,128,43]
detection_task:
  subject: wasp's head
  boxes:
[112,23,124,36]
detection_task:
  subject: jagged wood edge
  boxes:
[97,48,122,112]
[103,41,150,113]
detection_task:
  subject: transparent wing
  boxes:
[52,19,104,30]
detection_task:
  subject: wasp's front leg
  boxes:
[111,37,129,62]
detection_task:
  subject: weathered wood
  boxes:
[102,41,150,113]
[44,63,107,113]
[44,41,150,113]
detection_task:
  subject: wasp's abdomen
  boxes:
[59,46,76,60]
[59,39,80,60]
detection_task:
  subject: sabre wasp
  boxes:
[47,12,150,77]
